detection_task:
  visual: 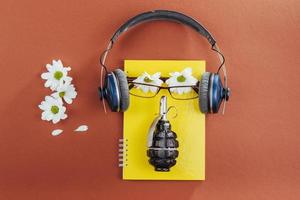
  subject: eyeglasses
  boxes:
[127,77,199,100]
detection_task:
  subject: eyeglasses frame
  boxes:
[127,77,199,100]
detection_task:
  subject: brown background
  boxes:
[0,0,299,199]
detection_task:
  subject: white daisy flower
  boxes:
[41,60,72,91]
[38,96,68,124]
[133,72,163,93]
[51,83,77,104]
[165,68,198,94]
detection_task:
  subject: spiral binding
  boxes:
[118,138,128,167]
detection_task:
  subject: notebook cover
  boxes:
[123,60,205,180]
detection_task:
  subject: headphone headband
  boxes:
[111,10,216,46]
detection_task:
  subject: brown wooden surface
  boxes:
[0,0,299,199]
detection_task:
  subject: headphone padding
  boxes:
[199,72,211,113]
[113,69,129,112]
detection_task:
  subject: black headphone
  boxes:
[98,10,230,114]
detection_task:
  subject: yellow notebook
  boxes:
[121,60,205,180]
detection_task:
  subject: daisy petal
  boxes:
[152,72,161,79]
[51,92,59,98]
[38,102,46,110]
[177,89,184,95]
[52,116,60,124]
[64,76,73,83]
[41,72,50,79]
[74,125,88,132]
[41,111,48,120]
[46,64,52,71]
[150,86,158,93]
[61,114,67,119]
[64,97,73,104]
[141,86,149,93]
[52,60,58,66]
[57,60,63,67]
[44,80,52,88]
[51,129,63,136]
[170,72,180,77]
[182,68,192,76]
[183,87,191,93]
[45,113,53,121]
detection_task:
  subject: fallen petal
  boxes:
[74,125,88,132]
[51,129,63,136]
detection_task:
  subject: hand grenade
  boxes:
[147,96,179,172]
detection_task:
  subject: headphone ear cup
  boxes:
[100,72,120,112]
[199,72,211,114]
[210,73,225,113]
[113,69,130,112]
